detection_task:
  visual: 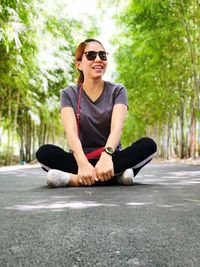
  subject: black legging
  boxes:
[36,137,157,179]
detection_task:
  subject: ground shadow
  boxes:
[33,182,156,190]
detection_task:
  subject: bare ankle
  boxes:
[68,174,80,187]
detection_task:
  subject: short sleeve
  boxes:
[113,85,128,107]
[60,89,73,110]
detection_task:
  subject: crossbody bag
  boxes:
[76,84,104,159]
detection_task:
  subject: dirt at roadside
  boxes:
[152,157,200,165]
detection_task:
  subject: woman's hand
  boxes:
[78,160,98,186]
[95,152,115,182]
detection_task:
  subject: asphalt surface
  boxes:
[0,163,200,267]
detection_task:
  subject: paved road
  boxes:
[0,163,200,267]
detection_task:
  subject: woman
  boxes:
[36,38,157,187]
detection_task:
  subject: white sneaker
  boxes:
[116,168,134,185]
[47,169,71,188]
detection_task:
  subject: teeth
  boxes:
[93,65,103,69]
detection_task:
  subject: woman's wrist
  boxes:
[101,151,112,159]
[73,151,88,165]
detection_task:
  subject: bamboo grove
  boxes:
[0,0,200,166]
[112,0,200,159]
[0,0,99,165]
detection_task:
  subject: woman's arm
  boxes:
[95,103,128,181]
[105,103,128,150]
[61,107,97,185]
[61,107,86,163]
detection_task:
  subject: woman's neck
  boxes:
[82,78,104,93]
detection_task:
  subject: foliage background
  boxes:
[112,0,200,159]
[0,0,200,166]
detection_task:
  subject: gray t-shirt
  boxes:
[60,81,128,153]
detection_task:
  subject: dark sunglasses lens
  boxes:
[86,51,97,60]
[99,51,107,60]
[85,51,107,61]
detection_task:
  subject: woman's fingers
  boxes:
[80,175,96,186]
[103,173,109,181]
[78,176,83,184]
[96,170,113,181]
[93,171,98,182]
[79,168,114,185]
[96,171,104,181]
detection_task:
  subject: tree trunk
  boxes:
[189,109,196,158]
[180,106,185,159]
[11,90,20,161]
[5,88,12,166]
[179,0,199,108]
[0,100,3,148]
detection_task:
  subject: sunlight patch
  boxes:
[168,171,200,177]
[4,201,118,211]
[126,202,152,206]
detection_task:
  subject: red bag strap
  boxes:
[76,84,82,137]
[76,84,104,159]
[85,147,104,159]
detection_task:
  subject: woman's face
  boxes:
[77,41,108,81]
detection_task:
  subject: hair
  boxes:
[75,39,105,84]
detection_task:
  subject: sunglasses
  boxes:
[83,51,108,61]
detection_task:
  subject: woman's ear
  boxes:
[75,61,82,71]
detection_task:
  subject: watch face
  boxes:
[105,147,114,155]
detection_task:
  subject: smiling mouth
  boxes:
[92,65,103,70]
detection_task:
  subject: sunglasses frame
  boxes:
[83,50,108,61]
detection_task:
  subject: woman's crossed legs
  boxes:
[36,137,157,187]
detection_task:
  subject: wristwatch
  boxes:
[104,147,114,155]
